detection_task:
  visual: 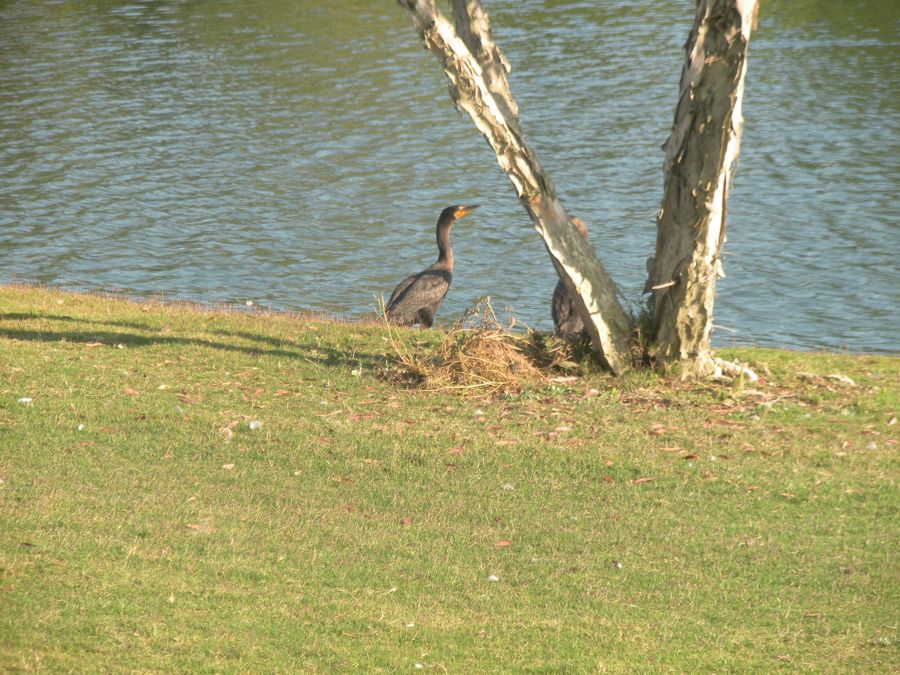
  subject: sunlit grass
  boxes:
[1,285,897,671]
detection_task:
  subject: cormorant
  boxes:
[385,204,479,327]
[552,216,590,336]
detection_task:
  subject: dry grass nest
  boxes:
[382,299,590,397]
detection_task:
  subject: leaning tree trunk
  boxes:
[648,0,758,378]
[398,0,632,375]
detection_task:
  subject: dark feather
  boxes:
[386,268,451,328]
[552,279,584,336]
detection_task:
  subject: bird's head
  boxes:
[570,216,589,241]
[439,204,480,224]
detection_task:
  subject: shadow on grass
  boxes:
[0,314,391,370]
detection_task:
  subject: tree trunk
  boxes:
[648,0,758,378]
[397,0,632,375]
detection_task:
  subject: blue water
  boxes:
[1,1,898,352]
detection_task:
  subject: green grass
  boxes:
[1,285,897,672]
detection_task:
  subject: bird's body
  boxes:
[386,204,478,328]
[552,217,590,337]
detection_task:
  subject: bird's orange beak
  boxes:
[454,204,480,219]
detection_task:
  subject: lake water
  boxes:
[1,0,898,352]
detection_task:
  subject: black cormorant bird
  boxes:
[385,204,479,327]
[552,216,590,336]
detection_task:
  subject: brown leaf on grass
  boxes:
[177,392,201,404]
[185,523,214,534]
[888,415,897,426]
[496,540,512,547]
[648,423,667,436]
[448,446,465,455]
[275,389,291,397]
[602,475,614,483]
[330,475,353,483]
[400,517,412,527]
[123,387,140,396]
[632,476,655,485]
[704,418,743,428]
[683,454,698,460]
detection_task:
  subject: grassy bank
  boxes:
[1,285,897,672]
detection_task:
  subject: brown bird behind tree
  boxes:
[385,204,479,328]
[552,216,590,336]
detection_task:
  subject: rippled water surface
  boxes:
[2,0,898,351]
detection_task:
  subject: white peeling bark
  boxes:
[398,0,632,374]
[648,0,758,378]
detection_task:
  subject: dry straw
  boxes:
[381,297,583,397]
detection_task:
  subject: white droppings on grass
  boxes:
[246,300,254,306]
[116,344,124,350]
[351,368,361,377]
[866,441,878,451]
[487,574,499,582]
[406,622,415,628]
[17,397,33,406]
[414,664,423,670]
[222,463,235,470]
[473,409,485,417]
[77,424,85,432]
[157,384,168,390]
[249,420,262,431]
[502,483,514,491]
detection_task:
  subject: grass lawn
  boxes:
[1,285,897,672]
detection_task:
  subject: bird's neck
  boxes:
[435,221,453,270]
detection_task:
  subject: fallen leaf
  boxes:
[888,415,897,426]
[602,475,614,483]
[400,517,412,527]
[496,540,512,547]
[648,423,666,436]
[330,475,353,483]
[448,446,465,455]
[633,476,655,485]
[222,463,235,470]
[683,454,698,460]
[826,373,855,386]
